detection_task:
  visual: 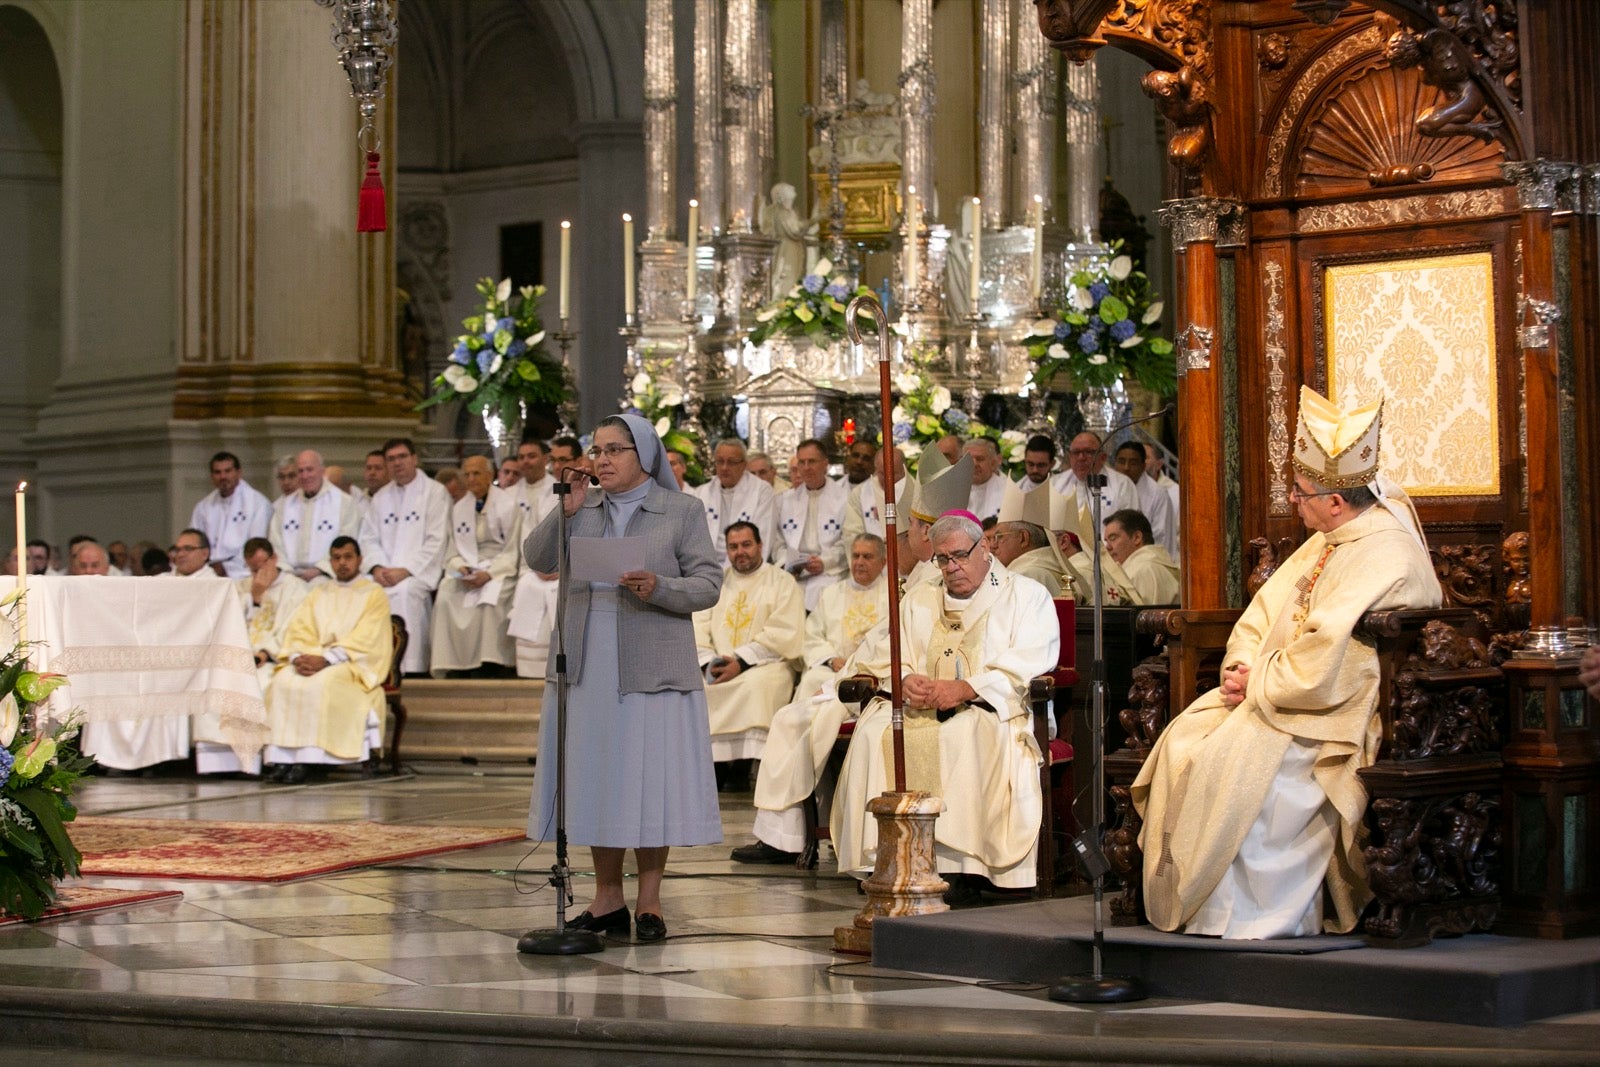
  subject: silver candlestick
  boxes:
[963,311,986,416]
[617,313,642,411]
[553,319,579,435]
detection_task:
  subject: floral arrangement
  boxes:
[625,349,704,484]
[747,257,876,349]
[418,277,569,431]
[889,342,1026,476]
[1021,243,1175,395]
[1,595,88,921]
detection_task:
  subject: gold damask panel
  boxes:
[1324,252,1498,498]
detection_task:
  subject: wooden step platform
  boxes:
[398,678,543,764]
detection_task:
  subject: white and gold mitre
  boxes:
[911,445,973,523]
[1292,385,1383,491]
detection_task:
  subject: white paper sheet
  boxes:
[568,536,647,585]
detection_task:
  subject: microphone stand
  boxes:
[1049,406,1171,1004]
[519,472,605,956]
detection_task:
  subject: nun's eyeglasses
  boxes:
[587,445,638,460]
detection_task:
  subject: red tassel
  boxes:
[357,151,386,233]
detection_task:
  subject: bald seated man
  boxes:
[69,540,112,576]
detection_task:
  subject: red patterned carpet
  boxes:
[72,817,526,881]
[0,885,183,926]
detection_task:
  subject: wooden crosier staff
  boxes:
[844,294,905,791]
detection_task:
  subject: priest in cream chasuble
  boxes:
[1132,387,1440,938]
[694,521,806,762]
[829,513,1058,889]
[795,534,890,701]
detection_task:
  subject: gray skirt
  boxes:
[527,589,723,848]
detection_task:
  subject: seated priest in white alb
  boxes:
[194,537,309,775]
[1053,431,1140,520]
[80,527,220,773]
[358,437,451,675]
[794,533,890,701]
[430,455,522,676]
[694,521,805,777]
[771,439,850,611]
[263,536,394,784]
[1133,387,1440,939]
[1113,440,1179,556]
[731,445,972,865]
[190,450,272,578]
[964,438,1011,522]
[271,453,300,506]
[692,438,776,555]
[508,438,561,677]
[830,512,1058,900]
[842,446,916,544]
[271,449,362,583]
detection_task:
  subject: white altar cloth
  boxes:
[0,576,267,764]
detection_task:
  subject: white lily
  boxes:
[1142,301,1164,324]
[1088,354,1109,365]
[659,386,685,407]
[898,440,920,460]
[892,404,909,425]
[525,331,545,348]
[655,416,671,436]
[1109,255,1132,280]
[1069,286,1094,311]
[495,278,512,303]
[1120,334,1142,349]
[930,385,952,415]
[755,306,781,322]
[812,256,833,277]
[1001,430,1026,445]
[894,372,920,394]
[632,372,652,394]
[1031,318,1058,335]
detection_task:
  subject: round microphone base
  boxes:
[1047,973,1146,1003]
[517,927,606,956]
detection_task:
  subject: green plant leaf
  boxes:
[12,785,81,876]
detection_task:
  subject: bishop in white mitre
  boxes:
[430,456,523,675]
[264,536,394,782]
[507,438,561,677]
[694,521,805,763]
[190,451,272,578]
[270,450,362,583]
[830,513,1057,892]
[358,439,451,674]
[693,438,777,555]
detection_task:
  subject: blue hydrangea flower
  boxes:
[1089,281,1110,303]
[1110,318,1137,342]
[824,281,850,301]
[1077,330,1101,354]
[0,745,12,789]
[476,349,498,375]
[802,274,825,294]
[943,409,971,432]
[1053,322,1071,340]
[506,339,527,359]
[480,331,496,345]
[892,421,913,443]
[450,342,471,365]
[496,317,514,332]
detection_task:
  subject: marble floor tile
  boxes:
[297,928,518,961]
[188,892,399,920]
[78,936,347,972]
[52,919,276,949]
[126,970,402,1004]
[152,959,419,985]
[236,911,479,938]
[374,950,628,986]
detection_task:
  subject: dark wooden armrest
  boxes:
[1355,607,1477,640]
[1138,607,1244,638]
[837,674,879,704]
[1029,676,1054,702]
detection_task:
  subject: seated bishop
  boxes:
[263,536,394,784]
[430,455,522,676]
[1132,387,1439,938]
[694,521,806,770]
[793,533,890,701]
[734,445,972,864]
[507,437,562,677]
[991,480,1078,597]
[829,512,1057,897]
[693,438,777,555]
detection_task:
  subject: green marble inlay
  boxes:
[1560,687,1586,728]
[1564,793,1588,895]
[1517,793,1547,895]
[1523,689,1546,730]
[1220,256,1242,608]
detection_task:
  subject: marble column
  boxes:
[722,0,760,236]
[692,0,724,238]
[977,0,1009,229]
[899,0,936,232]
[642,0,677,243]
[1061,57,1102,243]
[1012,0,1057,224]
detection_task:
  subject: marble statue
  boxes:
[760,182,817,301]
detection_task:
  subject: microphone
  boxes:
[1106,402,1175,436]
[559,466,600,486]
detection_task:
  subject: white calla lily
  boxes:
[755,306,781,322]
[1031,318,1058,335]
[894,372,920,394]
[495,278,512,303]
[1109,255,1132,280]
[659,386,685,407]
[655,416,671,436]
[1070,286,1094,311]
[812,256,833,277]
[1120,334,1142,349]
[1088,354,1109,365]
[1142,301,1164,324]
[526,331,545,348]
[1047,342,1067,359]
[487,355,504,376]
[0,692,18,747]
[632,372,652,394]
[457,373,479,392]
[930,385,952,415]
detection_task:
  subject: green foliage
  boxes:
[417,277,570,429]
[746,256,876,348]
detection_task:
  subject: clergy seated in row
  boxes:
[194,537,309,775]
[1017,435,1057,495]
[1113,440,1179,556]
[271,449,362,583]
[793,534,889,701]
[694,521,806,789]
[830,512,1059,902]
[68,540,111,575]
[842,446,915,545]
[1132,387,1440,938]
[189,450,272,578]
[1065,509,1181,606]
[965,438,1010,522]
[264,536,394,784]
[990,478,1078,597]
[734,442,971,864]
[771,439,849,612]
[430,456,522,677]
[1054,432,1140,520]
[746,450,790,493]
[79,528,220,773]
[692,438,777,556]
[508,437,561,677]
[358,437,451,675]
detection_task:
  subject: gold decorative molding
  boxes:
[173,362,417,420]
[1262,259,1291,517]
[811,163,903,241]
[1298,186,1513,231]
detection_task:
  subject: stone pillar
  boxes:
[755,0,775,205]
[692,0,724,237]
[1012,0,1057,223]
[1157,197,1244,610]
[642,0,677,243]
[1505,160,1579,642]
[1061,57,1101,243]
[575,120,644,430]
[722,0,761,236]
[899,0,936,230]
[977,0,1009,229]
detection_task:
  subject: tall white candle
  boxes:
[904,186,918,304]
[969,197,982,314]
[558,220,572,322]
[1031,194,1044,300]
[622,213,636,318]
[14,481,26,648]
[686,199,700,306]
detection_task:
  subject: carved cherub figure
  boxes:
[1385,27,1500,141]
[1141,65,1211,170]
[1117,660,1170,754]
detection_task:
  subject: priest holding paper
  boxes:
[430,455,522,676]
